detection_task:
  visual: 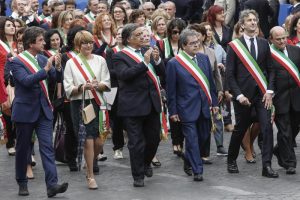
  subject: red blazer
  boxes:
[287,36,300,46]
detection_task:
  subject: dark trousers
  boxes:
[110,97,124,151]
[228,97,273,167]
[223,101,232,125]
[63,102,77,165]
[15,111,58,188]
[291,109,300,144]
[275,109,299,168]
[181,115,210,174]
[123,109,160,180]
[3,113,16,149]
[170,120,184,147]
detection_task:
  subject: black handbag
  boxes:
[52,83,64,111]
[54,113,67,163]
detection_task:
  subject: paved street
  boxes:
[1,130,300,200]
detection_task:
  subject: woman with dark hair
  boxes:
[112,5,128,28]
[288,13,300,46]
[157,18,187,156]
[206,5,232,51]
[128,9,146,26]
[93,12,117,58]
[0,16,17,156]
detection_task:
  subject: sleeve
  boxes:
[225,0,236,25]
[166,59,177,116]
[106,49,117,80]
[265,43,275,91]
[63,60,75,99]
[98,56,111,90]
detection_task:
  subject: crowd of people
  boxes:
[0,0,299,198]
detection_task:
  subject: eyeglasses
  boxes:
[144,8,155,11]
[114,10,124,14]
[172,30,180,35]
[187,41,200,46]
[81,41,94,46]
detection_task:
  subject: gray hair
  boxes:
[178,29,198,49]
[239,9,259,25]
[122,23,140,46]
[23,26,45,50]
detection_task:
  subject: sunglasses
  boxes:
[172,30,180,35]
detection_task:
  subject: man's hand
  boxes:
[238,96,251,106]
[44,56,54,72]
[170,114,180,122]
[152,46,160,62]
[224,91,232,102]
[217,63,225,71]
[54,52,62,69]
[218,91,224,103]
[262,93,273,110]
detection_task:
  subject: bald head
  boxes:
[270,26,288,50]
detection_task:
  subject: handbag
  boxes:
[54,112,67,163]
[82,87,96,124]
[1,83,15,116]
[52,83,64,111]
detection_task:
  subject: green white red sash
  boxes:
[229,39,268,94]
[163,38,171,58]
[112,46,121,53]
[70,54,103,106]
[270,45,300,87]
[0,40,11,54]
[175,51,212,105]
[42,16,52,26]
[17,51,52,109]
[44,49,57,57]
[66,50,77,59]
[121,47,168,137]
[83,12,95,23]
[152,34,162,42]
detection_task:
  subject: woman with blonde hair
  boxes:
[57,10,74,45]
[150,16,167,46]
[93,12,117,58]
[64,30,111,189]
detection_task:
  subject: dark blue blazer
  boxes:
[10,53,61,123]
[166,52,217,122]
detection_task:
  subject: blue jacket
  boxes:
[10,53,61,123]
[166,52,217,122]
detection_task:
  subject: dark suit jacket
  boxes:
[106,48,119,88]
[226,36,275,101]
[244,0,273,38]
[166,53,218,122]
[112,49,165,117]
[291,3,300,14]
[213,25,232,51]
[10,53,61,123]
[273,45,300,114]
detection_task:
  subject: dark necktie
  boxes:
[192,57,198,66]
[250,38,256,59]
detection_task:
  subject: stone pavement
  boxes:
[1,130,300,200]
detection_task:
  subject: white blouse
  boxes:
[64,54,111,104]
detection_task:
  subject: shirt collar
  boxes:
[243,33,256,41]
[294,2,300,7]
[127,45,141,52]
[184,51,196,60]
[11,11,21,19]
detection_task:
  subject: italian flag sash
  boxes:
[163,38,171,58]
[270,45,300,87]
[112,46,121,53]
[121,47,168,138]
[17,51,52,109]
[152,34,162,42]
[66,50,77,59]
[44,49,57,57]
[83,13,95,23]
[71,54,103,106]
[175,51,212,105]
[0,40,11,54]
[43,16,52,25]
[229,39,268,94]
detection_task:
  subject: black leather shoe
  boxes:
[133,179,144,187]
[262,166,279,178]
[244,156,256,164]
[183,160,192,176]
[193,174,203,182]
[286,167,296,175]
[47,183,68,198]
[68,162,79,172]
[144,166,153,177]
[18,185,29,196]
[202,158,213,165]
[227,160,239,173]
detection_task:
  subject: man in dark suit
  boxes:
[226,9,278,178]
[291,0,300,14]
[112,23,165,187]
[269,26,300,175]
[166,29,218,181]
[11,27,68,197]
[243,0,273,38]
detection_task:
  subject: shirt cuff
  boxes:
[266,90,274,94]
[236,94,244,101]
[154,58,161,65]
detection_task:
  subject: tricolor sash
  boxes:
[270,45,300,87]
[0,40,11,54]
[229,39,268,94]
[83,13,95,23]
[175,51,212,105]
[112,46,121,53]
[152,34,162,42]
[71,54,103,106]
[44,49,57,57]
[66,50,77,59]
[17,51,52,109]
[163,38,171,58]
[42,16,52,26]
[121,47,168,138]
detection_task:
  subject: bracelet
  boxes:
[78,84,83,93]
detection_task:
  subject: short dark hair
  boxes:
[167,18,187,39]
[66,26,85,51]
[188,23,207,41]
[122,23,140,46]
[23,26,45,50]
[42,0,49,8]
[129,9,145,23]
[44,29,64,50]
[65,0,76,7]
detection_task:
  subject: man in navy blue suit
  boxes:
[166,29,218,181]
[10,26,68,197]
